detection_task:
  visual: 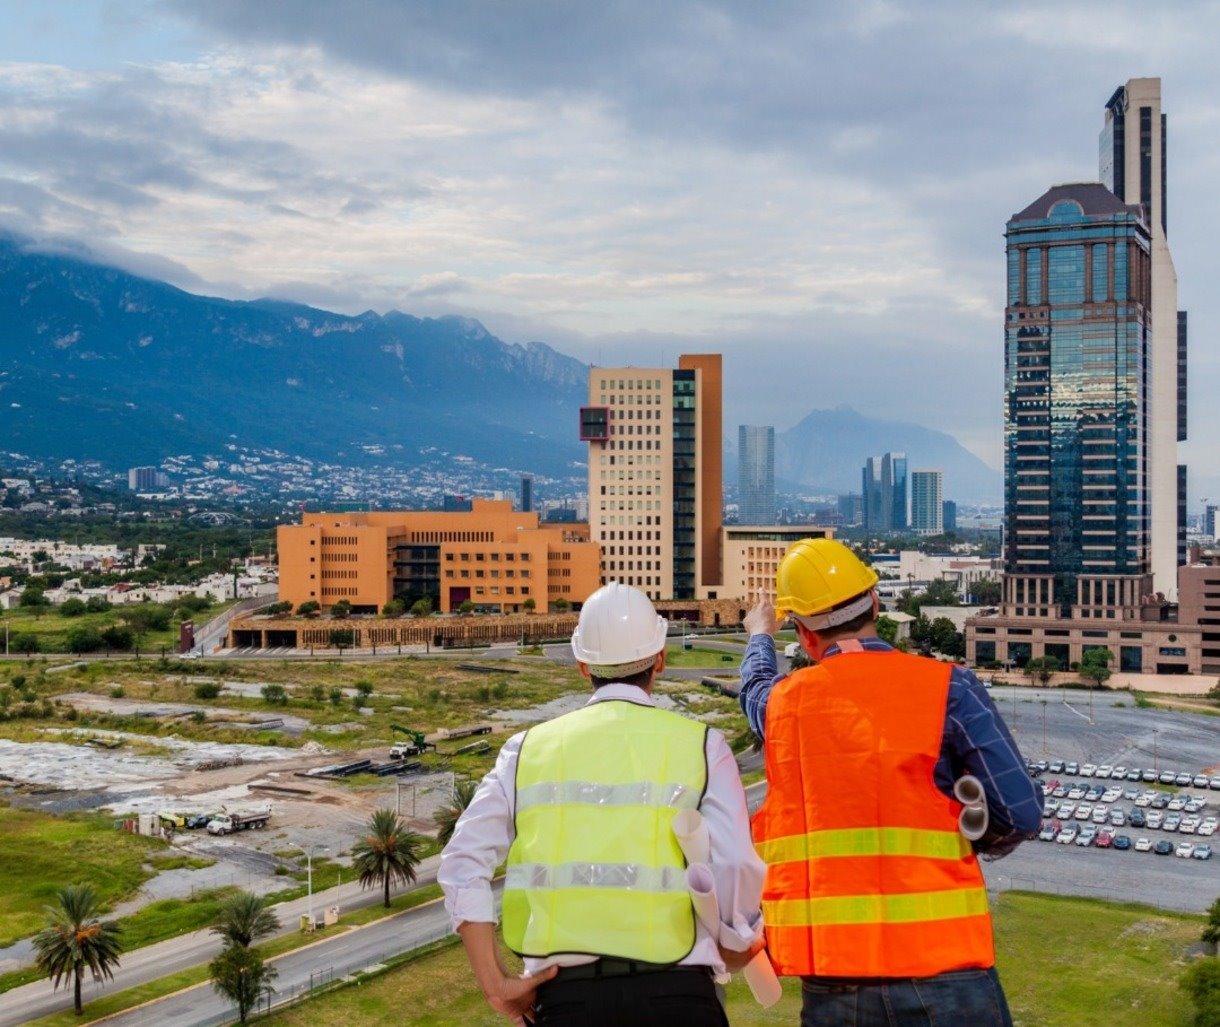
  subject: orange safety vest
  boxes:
[752,647,994,978]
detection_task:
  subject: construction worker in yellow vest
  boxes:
[440,582,765,1026]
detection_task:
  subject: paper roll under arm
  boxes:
[954,774,989,842]
[686,864,782,1008]
[673,808,711,865]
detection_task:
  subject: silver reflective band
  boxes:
[506,861,690,893]
[516,780,701,812]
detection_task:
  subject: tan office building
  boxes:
[721,525,834,601]
[581,355,723,601]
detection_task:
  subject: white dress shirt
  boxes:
[438,683,765,974]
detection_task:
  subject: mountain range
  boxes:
[0,233,1000,501]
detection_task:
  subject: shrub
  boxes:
[110,686,125,699]
[85,596,112,613]
[1181,957,1220,1026]
[10,632,40,655]
[309,684,325,703]
[194,682,222,700]
[263,601,293,616]
[66,626,103,653]
[59,598,87,618]
[355,680,374,697]
[296,600,320,616]
[382,599,406,617]
[492,682,509,699]
[101,626,134,651]
[260,684,288,706]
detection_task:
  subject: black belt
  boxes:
[553,959,711,982]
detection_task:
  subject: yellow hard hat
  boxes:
[774,538,879,622]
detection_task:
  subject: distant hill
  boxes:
[775,406,1001,504]
[0,234,588,476]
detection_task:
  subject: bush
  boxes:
[101,625,134,651]
[351,694,366,710]
[409,597,433,617]
[263,601,293,616]
[1181,958,1220,1026]
[59,598,87,617]
[85,596,112,613]
[66,626,103,653]
[328,687,343,707]
[10,674,25,689]
[10,632,40,655]
[355,680,374,697]
[194,682,222,700]
[309,684,325,703]
[261,684,288,706]
[296,600,321,616]
[110,686,125,699]
[382,599,406,617]
[331,599,352,619]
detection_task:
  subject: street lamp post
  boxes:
[303,844,328,928]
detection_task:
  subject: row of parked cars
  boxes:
[1037,821,1212,859]
[1026,758,1220,790]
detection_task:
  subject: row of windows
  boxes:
[445,568,531,579]
[464,585,532,596]
[595,378,664,391]
[445,551,531,562]
[321,569,357,579]
[321,552,358,562]
[321,587,357,596]
[321,535,360,545]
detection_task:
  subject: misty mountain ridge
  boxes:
[0,232,1000,502]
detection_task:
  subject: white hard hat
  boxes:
[571,582,669,677]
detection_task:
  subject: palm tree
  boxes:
[32,884,123,1016]
[352,807,424,907]
[211,890,280,948]
[434,779,478,847]
[209,943,277,1024]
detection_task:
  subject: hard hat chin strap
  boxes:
[791,591,874,632]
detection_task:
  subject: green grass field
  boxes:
[665,644,742,668]
[260,892,1203,1027]
[0,805,167,946]
[0,599,236,655]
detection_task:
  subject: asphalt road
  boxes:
[0,857,445,1027]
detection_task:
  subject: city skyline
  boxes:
[0,4,1217,499]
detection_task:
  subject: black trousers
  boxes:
[533,966,727,1027]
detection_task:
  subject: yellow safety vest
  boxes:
[502,698,708,962]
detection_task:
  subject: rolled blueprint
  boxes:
[672,808,711,864]
[954,774,989,841]
[688,863,782,1007]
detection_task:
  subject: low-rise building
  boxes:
[276,500,600,615]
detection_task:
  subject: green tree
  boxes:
[968,578,1002,606]
[210,891,280,949]
[260,684,288,706]
[928,617,965,659]
[875,614,898,645]
[1181,957,1220,1027]
[522,597,536,613]
[1079,647,1113,688]
[84,596,112,613]
[209,943,276,1024]
[32,883,123,1016]
[100,625,133,651]
[10,632,40,656]
[382,599,406,617]
[434,779,478,847]
[330,599,352,619]
[409,597,433,617]
[354,679,374,698]
[352,808,424,908]
[1025,655,1061,686]
[194,682,222,699]
[458,599,475,614]
[59,598,87,618]
[295,600,320,616]
[789,646,814,671]
[1204,896,1220,948]
[19,587,49,608]
[328,629,354,650]
[119,604,171,645]
[553,597,569,612]
[65,626,102,654]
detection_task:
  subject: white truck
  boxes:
[206,807,272,835]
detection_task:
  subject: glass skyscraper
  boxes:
[1003,183,1152,616]
[862,452,907,533]
[911,469,943,535]
[737,425,775,525]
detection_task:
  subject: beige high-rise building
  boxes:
[581,355,723,600]
[1101,77,1186,597]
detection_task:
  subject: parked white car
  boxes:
[1080,764,1097,777]
[1134,792,1155,807]
[1057,826,1078,844]
[1134,837,1153,852]
[1175,842,1195,858]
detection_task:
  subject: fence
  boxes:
[191,918,456,1027]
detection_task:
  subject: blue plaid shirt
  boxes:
[740,635,1043,859]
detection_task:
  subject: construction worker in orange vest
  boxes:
[739,538,1043,1026]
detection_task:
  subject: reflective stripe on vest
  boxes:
[752,650,994,978]
[503,699,708,963]
[763,886,990,927]
[756,826,970,864]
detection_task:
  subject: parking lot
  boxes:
[980,687,1219,912]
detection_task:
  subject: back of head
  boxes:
[571,582,668,681]
[775,538,879,632]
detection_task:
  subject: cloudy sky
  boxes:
[1,1,1217,495]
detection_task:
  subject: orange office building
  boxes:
[277,500,600,615]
